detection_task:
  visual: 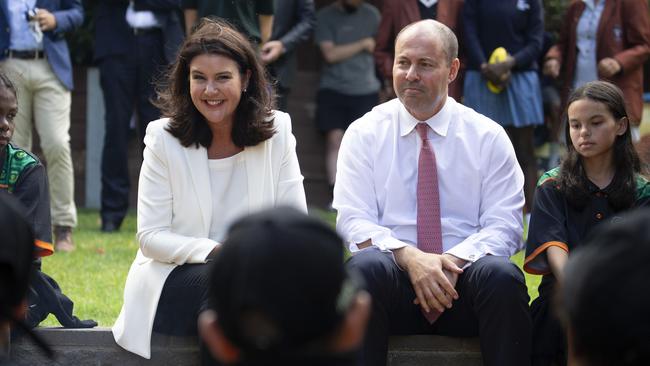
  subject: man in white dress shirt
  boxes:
[333,20,531,366]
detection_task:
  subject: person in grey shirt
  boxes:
[314,0,380,207]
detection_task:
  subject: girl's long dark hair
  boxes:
[558,81,641,210]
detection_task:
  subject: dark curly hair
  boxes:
[558,81,641,210]
[0,72,17,100]
[156,18,276,148]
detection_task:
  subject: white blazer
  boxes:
[112,112,307,358]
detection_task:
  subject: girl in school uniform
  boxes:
[524,80,650,366]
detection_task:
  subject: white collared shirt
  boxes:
[574,0,606,88]
[333,97,525,264]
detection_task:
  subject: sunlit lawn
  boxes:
[40,209,138,327]
[40,208,541,327]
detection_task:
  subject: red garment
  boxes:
[374,0,465,100]
[546,0,650,125]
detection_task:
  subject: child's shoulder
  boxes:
[537,167,561,187]
[634,174,650,201]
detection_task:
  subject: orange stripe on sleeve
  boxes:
[523,241,568,275]
[35,239,54,257]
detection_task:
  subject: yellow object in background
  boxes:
[487,47,508,94]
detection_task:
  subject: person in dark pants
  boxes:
[334,20,531,366]
[260,0,316,111]
[94,0,183,232]
[0,0,82,252]
[111,19,307,361]
[315,0,381,205]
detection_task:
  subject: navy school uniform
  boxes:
[524,167,650,366]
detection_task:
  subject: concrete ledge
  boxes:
[388,336,482,366]
[11,328,199,365]
[11,327,482,365]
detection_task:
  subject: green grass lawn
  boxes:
[40,209,138,327]
[39,208,541,327]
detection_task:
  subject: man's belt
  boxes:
[6,50,46,60]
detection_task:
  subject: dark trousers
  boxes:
[153,263,220,365]
[99,30,166,227]
[346,248,532,366]
[315,89,379,132]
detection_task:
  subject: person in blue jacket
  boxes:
[0,0,83,252]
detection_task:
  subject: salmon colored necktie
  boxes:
[416,123,443,324]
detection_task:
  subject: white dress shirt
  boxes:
[333,97,525,264]
[574,0,605,88]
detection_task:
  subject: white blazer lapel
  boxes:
[244,142,272,212]
[183,145,212,235]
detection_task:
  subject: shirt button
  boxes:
[596,213,604,220]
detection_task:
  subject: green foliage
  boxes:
[544,0,569,39]
[40,208,137,327]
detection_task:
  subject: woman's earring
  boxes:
[242,88,247,93]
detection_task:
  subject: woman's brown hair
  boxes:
[157,18,276,148]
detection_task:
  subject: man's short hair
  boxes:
[559,209,650,366]
[0,192,34,322]
[207,206,361,356]
[396,19,458,64]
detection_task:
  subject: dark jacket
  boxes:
[545,0,650,125]
[463,0,543,71]
[94,0,183,64]
[269,0,315,89]
[0,0,83,90]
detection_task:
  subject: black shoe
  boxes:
[101,220,120,233]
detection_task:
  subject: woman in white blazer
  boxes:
[112,19,308,360]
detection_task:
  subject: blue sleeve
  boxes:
[512,0,544,68]
[52,0,83,35]
[462,0,486,67]
[278,0,316,53]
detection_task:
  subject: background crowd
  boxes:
[1,1,650,366]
